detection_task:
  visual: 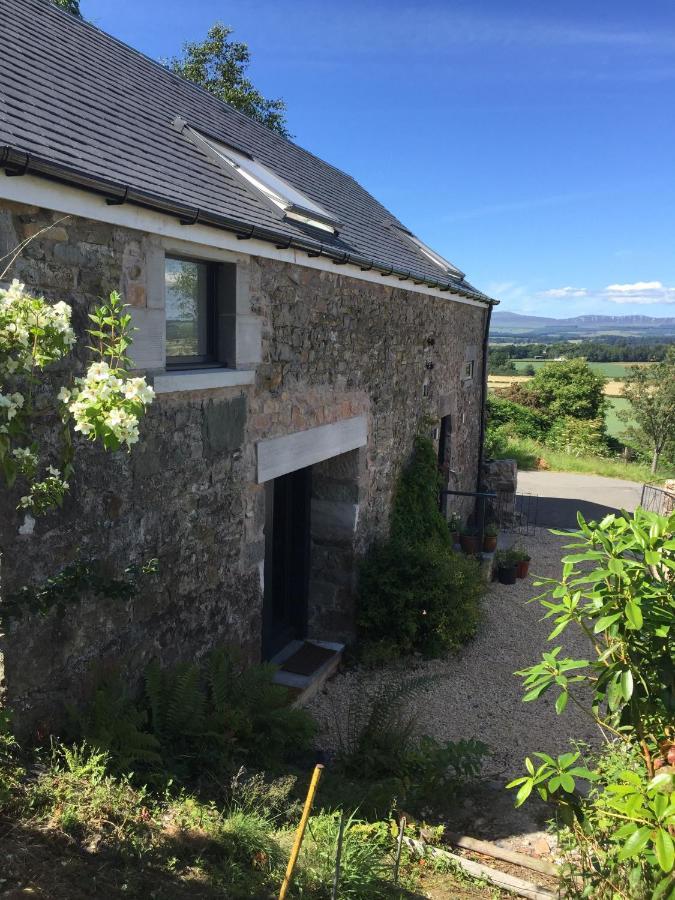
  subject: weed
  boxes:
[332,678,489,815]
[299,811,397,898]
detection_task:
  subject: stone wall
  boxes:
[0,201,487,735]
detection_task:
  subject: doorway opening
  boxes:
[261,466,312,660]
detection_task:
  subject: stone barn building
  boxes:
[0,0,496,731]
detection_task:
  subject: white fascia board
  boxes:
[257,416,367,483]
[0,172,486,309]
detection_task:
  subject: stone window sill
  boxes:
[153,368,255,394]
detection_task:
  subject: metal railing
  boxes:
[640,483,675,516]
[440,488,495,550]
[440,487,539,550]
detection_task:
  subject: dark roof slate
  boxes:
[0,0,490,302]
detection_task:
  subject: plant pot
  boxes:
[483,535,497,553]
[497,564,517,585]
[516,560,530,578]
[460,534,480,555]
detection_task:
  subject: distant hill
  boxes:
[491,310,675,339]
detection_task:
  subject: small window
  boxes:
[462,360,475,381]
[165,257,216,366]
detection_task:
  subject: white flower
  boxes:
[86,361,111,382]
[57,386,71,403]
[123,377,155,404]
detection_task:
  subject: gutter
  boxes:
[475,300,494,493]
[0,145,498,306]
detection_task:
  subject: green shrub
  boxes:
[357,435,483,658]
[545,416,609,457]
[484,425,539,469]
[526,358,606,420]
[483,423,509,460]
[358,540,482,656]
[388,433,450,548]
[508,508,675,897]
[487,395,549,440]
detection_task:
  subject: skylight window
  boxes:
[176,120,339,234]
[389,221,465,279]
[408,234,464,279]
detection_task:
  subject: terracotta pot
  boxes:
[516,559,530,579]
[460,534,480,555]
[498,564,517,585]
[483,535,497,553]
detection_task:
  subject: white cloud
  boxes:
[603,281,675,305]
[541,286,588,298]
[495,278,675,316]
[605,281,663,293]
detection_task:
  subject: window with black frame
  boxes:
[165,257,218,368]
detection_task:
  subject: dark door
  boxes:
[438,415,451,470]
[262,466,312,659]
[438,415,452,517]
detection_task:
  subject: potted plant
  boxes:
[513,546,531,579]
[448,513,461,545]
[495,549,518,585]
[483,522,498,553]
[460,525,480,555]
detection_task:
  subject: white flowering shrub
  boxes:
[0,281,154,514]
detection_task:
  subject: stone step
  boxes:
[271,639,344,706]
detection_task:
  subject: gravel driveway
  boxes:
[308,529,601,783]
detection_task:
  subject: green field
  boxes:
[512,359,641,377]
[605,396,634,437]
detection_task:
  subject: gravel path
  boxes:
[308,529,601,782]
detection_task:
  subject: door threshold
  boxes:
[272,639,344,706]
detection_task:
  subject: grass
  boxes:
[0,716,498,899]
[495,434,674,482]
[604,397,634,437]
[511,359,652,377]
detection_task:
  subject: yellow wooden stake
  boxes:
[278,763,324,900]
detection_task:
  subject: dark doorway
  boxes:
[438,415,452,518]
[262,466,312,660]
[438,415,451,470]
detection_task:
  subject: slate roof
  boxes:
[0,0,491,303]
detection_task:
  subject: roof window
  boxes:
[389,221,464,279]
[174,118,339,233]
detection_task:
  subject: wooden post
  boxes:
[278,764,323,900]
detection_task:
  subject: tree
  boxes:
[620,350,675,474]
[526,359,606,421]
[167,24,290,138]
[51,0,82,16]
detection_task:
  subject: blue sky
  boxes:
[83,0,675,318]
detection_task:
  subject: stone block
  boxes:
[202,395,247,457]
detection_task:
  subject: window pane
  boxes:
[165,258,208,359]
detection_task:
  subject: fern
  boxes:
[73,650,315,785]
[71,678,161,773]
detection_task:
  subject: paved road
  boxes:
[517,470,643,529]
